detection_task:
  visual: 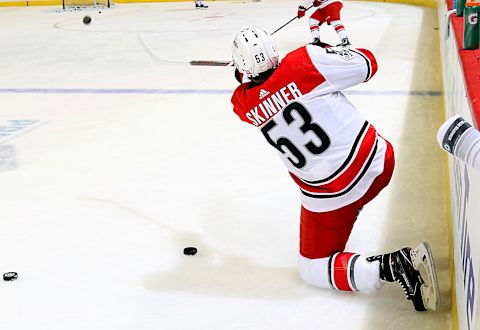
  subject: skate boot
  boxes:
[311,38,329,48]
[195,2,208,9]
[367,242,440,311]
[337,38,351,47]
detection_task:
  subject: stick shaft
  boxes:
[190,7,314,67]
[190,60,232,66]
[270,5,313,35]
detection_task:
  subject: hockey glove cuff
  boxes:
[297,6,306,18]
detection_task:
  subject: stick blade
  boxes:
[190,60,232,67]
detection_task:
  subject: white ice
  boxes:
[0,1,451,329]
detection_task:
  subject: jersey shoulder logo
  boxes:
[325,47,355,61]
[259,89,270,99]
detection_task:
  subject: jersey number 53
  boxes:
[261,101,331,169]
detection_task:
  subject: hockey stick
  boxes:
[270,5,313,35]
[137,33,191,65]
[190,60,232,66]
[191,6,315,66]
[142,7,316,67]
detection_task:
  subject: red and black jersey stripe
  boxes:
[351,48,377,82]
[289,121,378,199]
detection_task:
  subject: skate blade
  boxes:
[411,242,440,311]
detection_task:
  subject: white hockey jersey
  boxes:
[302,0,342,10]
[231,45,387,212]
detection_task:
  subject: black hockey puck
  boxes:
[3,272,18,281]
[83,16,91,24]
[183,247,197,255]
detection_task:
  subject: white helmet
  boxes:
[232,28,279,79]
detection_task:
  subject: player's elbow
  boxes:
[356,48,378,82]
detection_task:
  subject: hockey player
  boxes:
[195,0,208,9]
[230,28,440,311]
[297,0,350,47]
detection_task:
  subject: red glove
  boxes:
[297,6,306,18]
[313,0,321,6]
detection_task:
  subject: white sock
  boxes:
[308,18,321,40]
[330,20,348,40]
[298,253,384,292]
[353,256,385,291]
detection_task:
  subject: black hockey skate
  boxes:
[337,38,351,47]
[311,38,330,48]
[195,3,208,9]
[368,242,440,311]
